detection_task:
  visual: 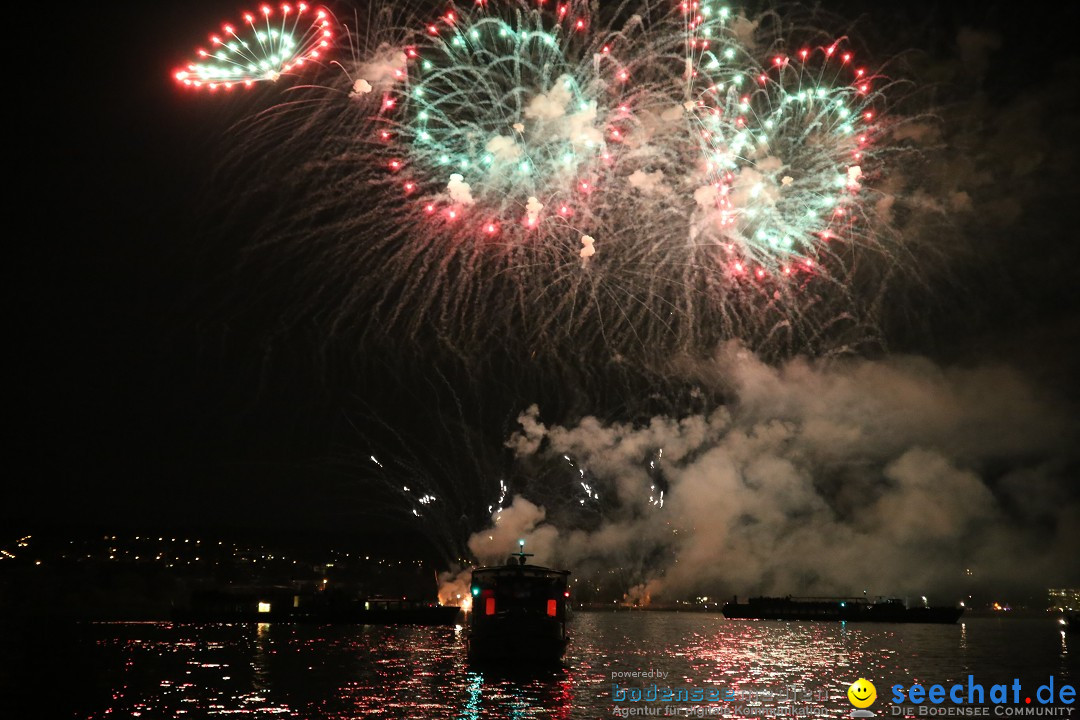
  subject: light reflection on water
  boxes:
[50,614,1073,719]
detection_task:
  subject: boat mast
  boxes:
[511,538,534,566]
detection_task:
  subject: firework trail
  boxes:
[215,0,920,364]
[331,363,512,564]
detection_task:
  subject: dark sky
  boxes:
[9,0,1079,552]
[12,0,356,534]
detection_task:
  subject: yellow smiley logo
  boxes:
[848,678,877,709]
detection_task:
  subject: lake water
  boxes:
[2,614,1075,718]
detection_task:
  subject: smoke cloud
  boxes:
[628,169,668,195]
[352,47,407,94]
[485,135,522,162]
[525,196,544,225]
[446,173,475,205]
[484,345,1076,602]
[523,76,604,147]
[579,235,596,262]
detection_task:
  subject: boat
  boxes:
[722,596,963,624]
[465,541,571,663]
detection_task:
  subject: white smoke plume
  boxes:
[730,165,781,208]
[523,76,604,147]
[628,169,668,195]
[349,78,372,97]
[525,196,544,225]
[485,135,522,162]
[446,174,475,205]
[524,78,573,120]
[564,102,604,147]
[438,496,559,607]
[351,47,407,95]
[847,165,863,190]
[693,184,719,209]
[730,14,760,50]
[579,235,596,262]
[485,345,1076,602]
[470,496,561,565]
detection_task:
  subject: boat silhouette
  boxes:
[465,541,571,663]
[722,596,963,623]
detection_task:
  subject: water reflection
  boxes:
[458,666,574,719]
[69,615,1071,719]
[1061,628,1069,671]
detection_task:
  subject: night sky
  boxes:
[9,0,1080,586]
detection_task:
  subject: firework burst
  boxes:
[219,0,915,361]
[387,2,879,271]
[173,3,333,90]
